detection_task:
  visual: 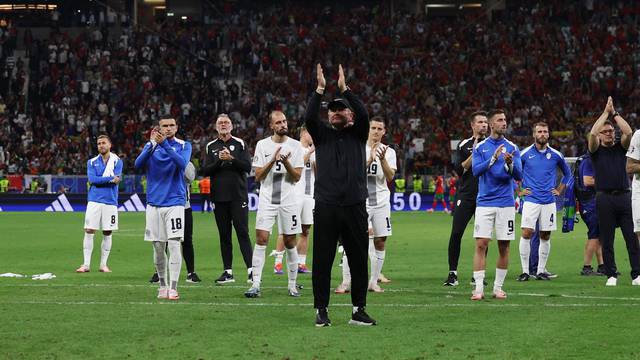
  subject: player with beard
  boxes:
[244,111,304,298]
[471,109,522,300]
[517,122,571,281]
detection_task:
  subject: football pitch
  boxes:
[2,211,640,360]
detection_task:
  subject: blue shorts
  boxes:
[579,200,599,239]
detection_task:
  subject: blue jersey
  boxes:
[87,154,123,206]
[577,155,596,198]
[520,145,571,205]
[472,136,523,207]
[135,137,192,207]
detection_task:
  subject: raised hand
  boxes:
[503,150,514,165]
[316,63,326,91]
[605,96,614,114]
[153,128,166,144]
[377,144,388,161]
[337,64,347,93]
[492,144,504,160]
[272,146,282,162]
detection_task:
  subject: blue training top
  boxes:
[87,154,123,206]
[472,136,523,207]
[520,144,571,205]
[135,137,192,207]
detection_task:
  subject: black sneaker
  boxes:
[149,272,159,283]
[470,277,488,286]
[186,272,202,283]
[540,271,558,279]
[349,307,377,326]
[596,265,606,276]
[581,266,595,276]
[443,272,459,286]
[215,271,235,284]
[315,308,331,327]
[535,272,551,280]
[517,273,530,282]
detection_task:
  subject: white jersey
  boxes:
[294,146,316,198]
[366,143,397,207]
[253,136,304,206]
[626,129,640,196]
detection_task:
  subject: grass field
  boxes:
[2,211,640,360]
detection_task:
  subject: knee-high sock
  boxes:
[99,235,112,267]
[153,242,168,288]
[341,253,351,285]
[494,268,507,291]
[274,250,285,266]
[538,239,551,274]
[252,245,267,286]
[82,233,94,266]
[519,237,531,274]
[369,250,386,286]
[368,236,375,263]
[168,241,182,290]
[473,270,485,294]
[285,247,299,289]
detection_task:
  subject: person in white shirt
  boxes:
[245,111,304,298]
[336,117,396,293]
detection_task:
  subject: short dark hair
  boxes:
[96,134,111,142]
[533,122,549,130]
[487,109,506,120]
[469,110,488,123]
[370,116,386,127]
[602,120,614,128]
[157,117,177,125]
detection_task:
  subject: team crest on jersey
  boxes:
[546,153,551,159]
[230,145,235,151]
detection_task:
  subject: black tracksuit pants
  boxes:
[447,197,476,272]
[182,207,194,273]
[596,192,640,279]
[213,200,253,270]
[312,201,369,309]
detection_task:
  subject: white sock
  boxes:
[451,270,457,275]
[99,234,112,268]
[473,270,485,294]
[82,233,94,267]
[285,247,299,289]
[368,236,375,262]
[247,267,252,274]
[274,250,285,265]
[342,254,351,285]
[494,268,507,291]
[369,250,386,287]
[538,239,551,275]
[153,242,168,288]
[519,237,531,274]
[252,244,267,286]
[168,241,182,290]
[298,254,306,265]
[225,269,233,275]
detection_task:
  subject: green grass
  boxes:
[1,211,640,359]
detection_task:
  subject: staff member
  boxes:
[202,114,254,284]
[305,64,376,327]
[588,96,640,286]
[443,111,488,286]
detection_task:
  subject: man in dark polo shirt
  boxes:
[202,114,254,284]
[587,96,640,286]
[304,64,375,327]
[443,111,488,286]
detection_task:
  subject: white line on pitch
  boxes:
[1,300,640,308]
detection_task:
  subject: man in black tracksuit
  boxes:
[202,114,253,284]
[443,111,488,286]
[305,64,376,327]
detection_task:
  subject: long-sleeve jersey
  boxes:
[135,137,192,207]
[87,154,123,206]
[520,144,571,205]
[472,136,523,207]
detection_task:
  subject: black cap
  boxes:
[327,98,352,111]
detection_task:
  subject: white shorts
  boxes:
[367,203,392,237]
[256,202,302,235]
[84,201,118,231]
[521,201,557,231]
[633,196,640,232]
[299,197,315,225]
[473,206,516,240]
[144,205,185,242]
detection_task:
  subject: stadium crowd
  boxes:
[1,0,640,179]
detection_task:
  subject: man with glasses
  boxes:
[588,97,640,286]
